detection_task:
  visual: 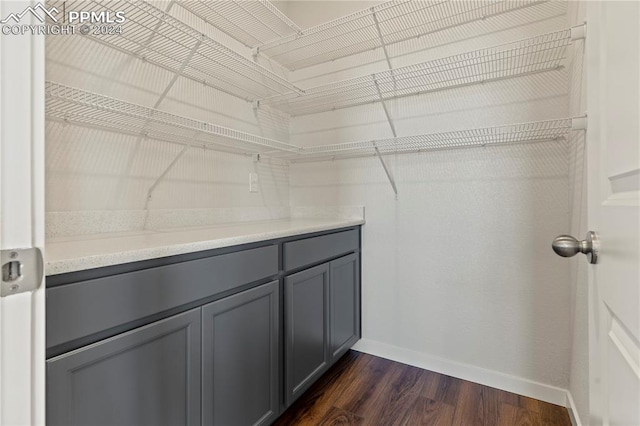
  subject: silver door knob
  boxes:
[552,231,599,264]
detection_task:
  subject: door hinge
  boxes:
[1,248,43,297]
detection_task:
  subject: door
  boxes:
[330,253,360,361]
[0,1,46,425]
[47,308,202,426]
[285,263,330,406]
[586,2,640,425]
[202,281,280,426]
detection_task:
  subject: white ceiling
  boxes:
[272,0,384,29]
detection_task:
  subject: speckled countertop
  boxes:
[45,218,365,276]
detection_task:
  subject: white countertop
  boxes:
[46,218,364,276]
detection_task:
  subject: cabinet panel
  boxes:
[283,228,359,271]
[48,244,278,350]
[46,309,201,426]
[285,264,330,405]
[330,253,361,360]
[202,281,280,426]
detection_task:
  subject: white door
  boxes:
[586,2,640,425]
[0,1,46,425]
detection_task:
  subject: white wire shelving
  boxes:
[257,0,548,71]
[45,81,302,156]
[45,82,584,163]
[260,29,575,116]
[273,118,581,163]
[50,0,303,101]
[176,0,301,48]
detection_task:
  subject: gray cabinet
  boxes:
[47,309,201,426]
[284,263,331,406]
[202,281,280,426]
[330,253,360,361]
[284,253,361,406]
[46,226,361,425]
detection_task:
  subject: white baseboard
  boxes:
[352,338,568,407]
[566,391,583,426]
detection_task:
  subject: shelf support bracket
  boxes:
[372,8,397,93]
[371,8,393,71]
[572,115,588,130]
[144,144,191,210]
[134,1,176,57]
[153,38,203,109]
[373,144,398,198]
[571,23,587,41]
[373,78,397,138]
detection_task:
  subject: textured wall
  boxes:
[288,1,575,390]
[45,1,290,216]
[45,0,584,397]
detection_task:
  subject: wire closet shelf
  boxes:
[45,81,301,156]
[260,28,574,116]
[176,0,302,48]
[274,118,579,163]
[256,0,549,71]
[49,0,303,101]
[45,82,583,162]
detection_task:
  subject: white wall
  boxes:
[45,1,290,216]
[289,1,576,394]
[44,0,587,406]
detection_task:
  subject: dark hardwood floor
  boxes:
[274,351,572,426]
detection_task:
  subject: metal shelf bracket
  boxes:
[572,115,588,130]
[374,144,398,198]
[144,145,191,209]
[373,77,397,138]
[571,23,587,41]
[154,38,203,109]
[371,8,393,71]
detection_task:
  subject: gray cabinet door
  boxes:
[202,281,280,426]
[47,308,201,426]
[330,253,361,361]
[284,263,330,406]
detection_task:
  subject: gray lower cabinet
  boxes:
[47,308,202,426]
[46,226,361,425]
[330,253,360,361]
[284,263,331,406]
[284,253,361,407]
[202,281,280,426]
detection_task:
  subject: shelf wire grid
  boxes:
[275,118,573,162]
[50,0,303,101]
[45,82,575,162]
[177,0,301,48]
[258,0,548,71]
[45,81,303,155]
[260,29,572,116]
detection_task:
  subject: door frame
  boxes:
[0,1,46,424]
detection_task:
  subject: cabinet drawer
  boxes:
[283,229,359,271]
[47,244,278,350]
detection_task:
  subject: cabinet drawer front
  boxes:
[283,228,359,271]
[47,245,278,349]
[47,309,201,426]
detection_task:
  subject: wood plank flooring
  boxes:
[274,351,571,426]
